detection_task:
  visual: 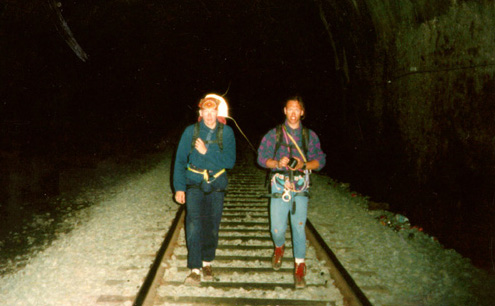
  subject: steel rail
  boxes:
[133,153,372,305]
[133,205,185,306]
[306,220,372,306]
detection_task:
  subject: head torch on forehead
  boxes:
[199,98,219,109]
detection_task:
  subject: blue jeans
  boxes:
[185,173,227,269]
[270,176,308,259]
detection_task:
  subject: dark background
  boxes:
[1,1,494,273]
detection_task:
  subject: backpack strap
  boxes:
[273,124,284,158]
[190,122,224,153]
[217,123,224,151]
[301,126,309,158]
[190,122,200,152]
[273,124,309,158]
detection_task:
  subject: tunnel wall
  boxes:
[316,0,495,267]
[367,1,495,186]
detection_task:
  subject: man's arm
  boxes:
[306,130,326,171]
[173,125,193,192]
[257,128,277,168]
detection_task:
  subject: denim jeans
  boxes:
[185,173,227,269]
[270,177,308,259]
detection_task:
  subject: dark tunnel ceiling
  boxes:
[2,0,340,133]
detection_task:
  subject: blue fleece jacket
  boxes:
[173,120,236,192]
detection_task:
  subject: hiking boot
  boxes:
[184,270,201,286]
[294,262,307,289]
[271,245,285,270]
[202,265,214,281]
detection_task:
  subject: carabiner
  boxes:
[282,189,291,202]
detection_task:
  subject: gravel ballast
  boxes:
[0,150,494,305]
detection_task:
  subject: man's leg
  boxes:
[185,187,204,270]
[290,195,308,259]
[200,189,224,281]
[270,182,290,270]
[290,195,308,288]
[270,196,290,248]
[201,190,225,262]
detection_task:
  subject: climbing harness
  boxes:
[271,172,310,202]
[187,164,225,183]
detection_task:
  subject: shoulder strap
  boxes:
[191,122,224,152]
[302,126,309,157]
[191,122,200,152]
[273,124,284,158]
[216,123,224,151]
[274,124,309,158]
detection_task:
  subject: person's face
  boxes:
[200,106,218,129]
[284,100,304,126]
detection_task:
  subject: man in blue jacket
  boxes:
[173,94,236,285]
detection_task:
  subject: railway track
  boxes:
[133,153,371,306]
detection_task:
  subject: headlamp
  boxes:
[200,99,218,109]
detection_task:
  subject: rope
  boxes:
[226,116,257,153]
[271,173,310,203]
[282,125,307,163]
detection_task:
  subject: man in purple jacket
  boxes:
[257,95,326,288]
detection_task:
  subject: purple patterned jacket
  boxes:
[257,121,326,172]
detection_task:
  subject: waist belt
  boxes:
[261,191,309,198]
[187,164,225,182]
[270,170,305,176]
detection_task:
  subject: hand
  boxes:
[288,157,303,170]
[277,156,290,168]
[175,191,186,204]
[195,138,207,155]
